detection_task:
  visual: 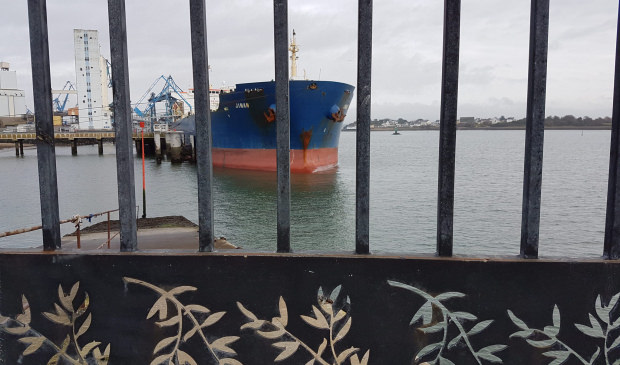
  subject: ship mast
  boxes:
[289,30,299,79]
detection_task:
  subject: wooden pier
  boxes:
[0,131,157,156]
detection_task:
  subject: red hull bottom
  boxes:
[212,148,338,173]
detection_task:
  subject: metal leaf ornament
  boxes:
[124,277,241,365]
[0,282,110,364]
[238,285,370,364]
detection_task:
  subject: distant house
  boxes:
[459,117,475,124]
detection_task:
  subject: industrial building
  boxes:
[0,62,27,126]
[73,29,111,130]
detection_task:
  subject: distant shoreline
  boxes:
[343,126,611,132]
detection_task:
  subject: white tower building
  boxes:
[73,29,111,130]
[0,62,26,118]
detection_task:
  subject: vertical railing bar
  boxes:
[356,0,372,254]
[274,0,291,253]
[27,0,61,250]
[108,0,137,251]
[603,4,620,259]
[190,0,214,252]
[520,0,549,259]
[436,0,460,257]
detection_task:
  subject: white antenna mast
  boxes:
[289,30,299,79]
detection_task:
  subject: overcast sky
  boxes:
[1,0,618,120]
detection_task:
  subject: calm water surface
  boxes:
[0,130,610,257]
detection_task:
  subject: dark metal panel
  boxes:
[274,0,291,252]
[27,0,61,250]
[0,252,619,364]
[437,0,460,257]
[189,0,214,252]
[108,0,137,251]
[520,0,549,259]
[356,0,372,254]
[604,5,620,259]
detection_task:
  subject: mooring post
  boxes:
[98,139,104,155]
[19,140,24,156]
[15,141,19,156]
[71,139,77,155]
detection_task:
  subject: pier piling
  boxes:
[14,142,19,156]
[98,139,104,155]
[154,132,161,157]
[168,132,183,163]
[19,140,24,156]
[71,139,77,155]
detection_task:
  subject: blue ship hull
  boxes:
[185,80,354,172]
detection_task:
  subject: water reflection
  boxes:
[212,167,353,251]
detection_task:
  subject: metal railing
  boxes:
[24,0,620,260]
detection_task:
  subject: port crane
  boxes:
[52,81,76,112]
[132,75,192,123]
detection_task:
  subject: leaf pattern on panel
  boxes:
[238,286,370,365]
[388,280,505,364]
[0,282,110,365]
[123,277,241,365]
[508,291,620,365]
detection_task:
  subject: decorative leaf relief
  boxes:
[507,296,620,365]
[177,349,198,365]
[239,285,368,365]
[18,336,45,356]
[468,320,493,336]
[124,277,241,365]
[147,296,168,321]
[273,341,300,361]
[350,350,370,365]
[336,346,359,364]
[185,304,210,314]
[301,305,329,330]
[154,336,177,355]
[389,280,504,364]
[76,313,92,338]
[334,317,352,342]
[0,282,110,365]
[203,311,226,327]
[211,336,240,355]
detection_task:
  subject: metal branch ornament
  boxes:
[388,280,506,364]
[0,281,110,365]
[508,292,620,365]
[237,285,370,365]
[123,277,241,365]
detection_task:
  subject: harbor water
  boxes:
[0,130,609,257]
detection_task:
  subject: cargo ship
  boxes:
[174,33,354,173]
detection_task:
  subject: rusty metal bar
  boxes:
[107,212,111,249]
[274,0,291,252]
[27,0,61,250]
[108,0,137,251]
[520,0,549,259]
[76,223,81,249]
[356,0,372,254]
[190,0,215,252]
[436,0,460,257]
[604,4,620,259]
